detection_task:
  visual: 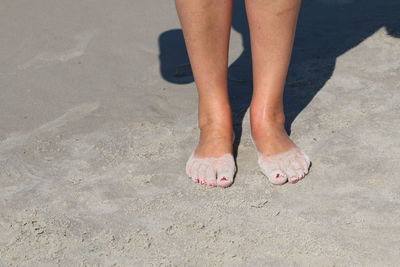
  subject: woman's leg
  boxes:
[175,0,236,187]
[246,0,310,184]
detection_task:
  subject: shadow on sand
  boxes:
[158,0,400,156]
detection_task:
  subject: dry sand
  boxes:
[1,0,400,266]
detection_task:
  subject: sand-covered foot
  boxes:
[186,152,236,187]
[185,124,236,187]
[257,147,310,185]
[251,117,311,185]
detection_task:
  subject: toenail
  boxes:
[220,177,228,181]
[195,178,200,182]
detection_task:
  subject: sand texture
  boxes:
[1,0,400,266]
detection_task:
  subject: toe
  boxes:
[191,161,201,183]
[197,164,208,185]
[297,155,308,172]
[287,170,301,183]
[288,174,300,183]
[285,164,299,183]
[216,167,235,187]
[216,166,235,188]
[301,151,311,169]
[291,159,306,181]
[268,170,288,185]
[296,170,305,181]
[288,171,304,183]
[258,158,288,185]
[215,154,236,188]
[299,158,309,174]
[205,166,217,187]
[295,152,309,175]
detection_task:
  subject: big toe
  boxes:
[266,170,288,185]
[216,171,235,187]
[258,157,288,185]
[215,156,236,188]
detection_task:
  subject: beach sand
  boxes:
[1,0,400,265]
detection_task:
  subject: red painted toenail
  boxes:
[276,173,280,178]
[195,178,199,182]
[220,177,228,181]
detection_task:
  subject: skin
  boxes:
[175,0,303,175]
[175,0,234,158]
[246,0,302,156]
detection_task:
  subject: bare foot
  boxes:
[251,113,311,185]
[186,122,236,187]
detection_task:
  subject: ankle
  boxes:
[198,106,232,132]
[199,121,233,141]
[195,119,234,157]
[250,108,285,127]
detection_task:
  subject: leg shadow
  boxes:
[158,29,193,84]
[158,0,400,154]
